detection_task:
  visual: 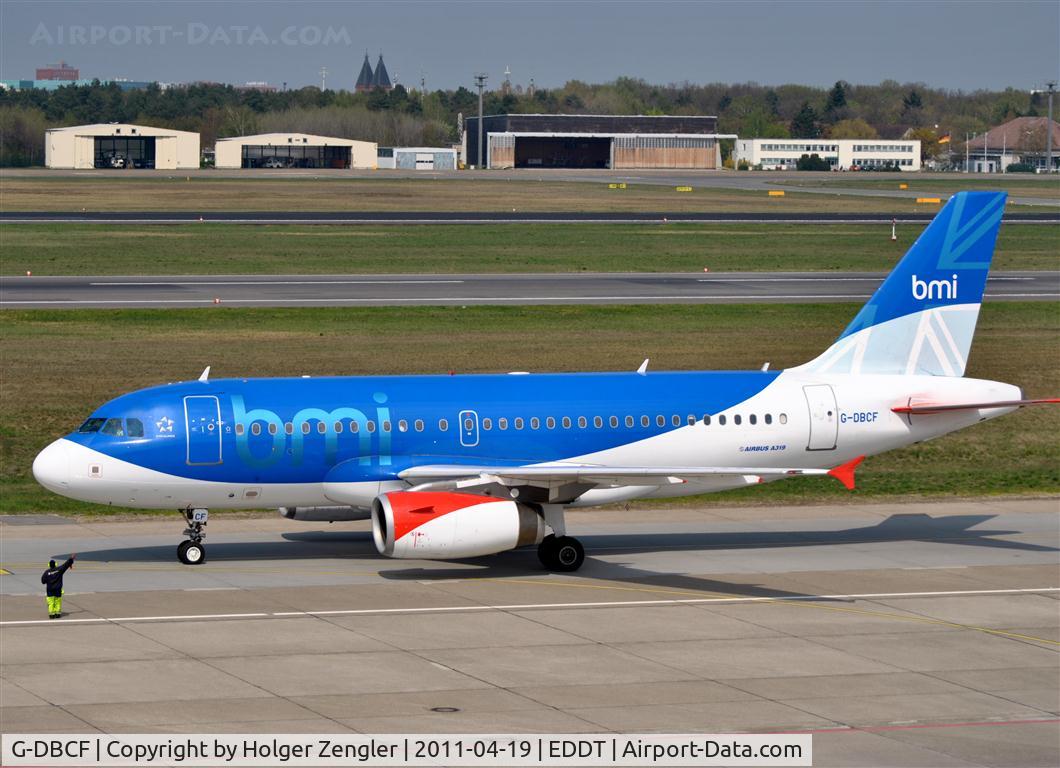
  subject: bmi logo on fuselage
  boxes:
[911,273,958,301]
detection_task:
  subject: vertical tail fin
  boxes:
[795,191,1006,377]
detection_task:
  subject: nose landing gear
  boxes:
[177,508,208,565]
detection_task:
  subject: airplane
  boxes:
[32,191,1057,570]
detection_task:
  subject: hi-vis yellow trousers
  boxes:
[46,591,62,617]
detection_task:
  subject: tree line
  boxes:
[0,76,1049,166]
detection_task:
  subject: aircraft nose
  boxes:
[33,439,71,491]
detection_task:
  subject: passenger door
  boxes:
[458,409,479,448]
[184,395,222,465]
[803,384,838,451]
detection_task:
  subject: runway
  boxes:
[2,210,1058,223]
[3,271,1057,309]
[1,498,1057,766]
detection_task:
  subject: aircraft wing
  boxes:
[399,456,864,497]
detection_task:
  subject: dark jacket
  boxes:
[41,558,74,597]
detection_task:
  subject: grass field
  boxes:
[1,303,1056,514]
[1,175,1040,213]
[782,175,1060,200]
[2,221,1057,275]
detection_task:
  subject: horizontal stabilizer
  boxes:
[893,398,1059,415]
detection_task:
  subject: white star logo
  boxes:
[156,416,174,434]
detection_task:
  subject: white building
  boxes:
[45,123,200,169]
[735,138,921,171]
[214,133,377,169]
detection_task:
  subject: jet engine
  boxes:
[371,491,545,559]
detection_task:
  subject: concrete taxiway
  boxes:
[1,498,1057,766]
[2,271,1057,309]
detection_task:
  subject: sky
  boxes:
[1,0,1058,93]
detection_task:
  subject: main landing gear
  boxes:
[177,508,208,565]
[536,505,585,572]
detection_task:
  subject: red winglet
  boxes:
[828,455,865,491]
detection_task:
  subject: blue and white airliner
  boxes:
[32,191,1056,570]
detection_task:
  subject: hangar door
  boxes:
[515,137,611,169]
[94,137,156,168]
[241,145,351,169]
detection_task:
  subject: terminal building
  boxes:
[464,114,731,170]
[214,133,377,169]
[735,138,921,171]
[45,123,200,169]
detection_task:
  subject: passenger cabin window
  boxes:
[578,416,587,428]
[719,415,727,426]
[438,419,448,431]
[317,422,327,434]
[656,415,665,427]
[382,420,391,433]
[530,417,540,429]
[641,415,650,428]
[235,423,245,436]
[101,418,124,436]
[350,421,360,433]
[514,417,524,429]
[562,416,571,429]
[464,418,474,431]
[625,416,634,428]
[672,415,681,427]
[497,418,507,431]
[765,414,773,425]
[269,423,278,435]
[285,422,294,435]
[251,423,261,436]
[779,413,788,424]
[687,415,696,426]
[78,418,106,433]
[415,419,425,432]
[367,421,376,433]
[703,414,711,426]
[546,417,556,429]
[610,416,619,428]
[734,415,742,425]
[593,416,603,428]
[301,423,311,435]
[334,421,343,433]
[398,419,408,432]
[482,418,492,431]
[750,414,757,425]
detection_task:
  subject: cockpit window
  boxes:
[100,418,125,436]
[78,418,106,433]
[126,418,144,438]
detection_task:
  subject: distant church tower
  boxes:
[355,52,374,92]
[372,54,392,91]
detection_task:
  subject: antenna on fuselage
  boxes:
[636,359,649,375]
[198,366,211,383]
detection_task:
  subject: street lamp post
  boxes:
[1031,81,1056,172]
[474,73,488,170]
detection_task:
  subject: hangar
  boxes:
[45,123,200,169]
[464,114,731,170]
[214,133,377,169]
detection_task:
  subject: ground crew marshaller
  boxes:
[41,554,75,619]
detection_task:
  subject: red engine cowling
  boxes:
[372,491,545,559]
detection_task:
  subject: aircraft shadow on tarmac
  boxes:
[63,513,1057,602]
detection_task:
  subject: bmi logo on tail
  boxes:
[911,273,958,301]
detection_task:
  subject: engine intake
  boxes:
[372,491,544,559]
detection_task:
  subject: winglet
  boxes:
[198,366,211,383]
[637,358,649,375]
[828,455,865,491]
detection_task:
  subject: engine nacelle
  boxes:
[279,506,371,522]
[372,491,545,559]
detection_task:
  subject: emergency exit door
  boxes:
[185,395,222,465]
[803,384,838,451]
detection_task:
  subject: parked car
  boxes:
[262,157,288,169]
